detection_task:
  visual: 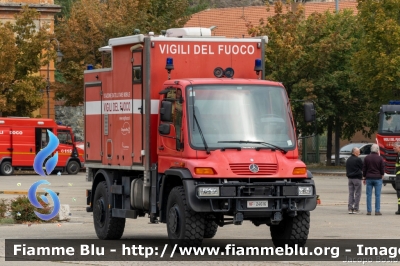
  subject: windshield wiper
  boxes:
[218,140,287,154]
[194,114,210,154]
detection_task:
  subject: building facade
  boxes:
[0,0,61,119]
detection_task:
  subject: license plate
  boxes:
[247,201,268,208]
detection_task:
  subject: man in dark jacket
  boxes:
[346,147,363,214]
[362,144,384,215]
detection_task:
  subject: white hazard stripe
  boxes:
[85,99,159,115]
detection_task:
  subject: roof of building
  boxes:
[185,1,358,38]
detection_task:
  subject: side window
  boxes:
[57,130,73,145]
[159,88,183,151]
[41,129,50,149]
[173,89,183,140]
[364,145,371,155]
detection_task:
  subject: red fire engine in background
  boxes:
[377,101,400,190]
[84,27,316,246]
[0,118,84,175]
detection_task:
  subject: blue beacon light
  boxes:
[254,59,262,79]
[165,58,174,80]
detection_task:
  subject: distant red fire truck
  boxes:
[377,101,400,190]
[85,27,316,246]
[0,117,84,175]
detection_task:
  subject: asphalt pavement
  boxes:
[1,171,399,266]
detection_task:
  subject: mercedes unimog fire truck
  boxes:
[377,101,400,190]
[84,27,317,247]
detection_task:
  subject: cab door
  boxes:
[12,127,35,166]
[158,87,184,158]
[56,129,74,167]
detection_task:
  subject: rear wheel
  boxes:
[270,211,310,247]
[66,160,80,175]
[0,161,14,176]
[166,186,205,245]
[93,181,125,239]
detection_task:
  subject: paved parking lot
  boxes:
[0,172,398,265]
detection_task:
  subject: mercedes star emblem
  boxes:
[249,163,259,173]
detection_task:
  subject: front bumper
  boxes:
[184,179,317,216]
[383,173,395,184]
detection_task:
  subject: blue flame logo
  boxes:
[34,130,59,176]
[28,180,60,220]
[28,130,60,221]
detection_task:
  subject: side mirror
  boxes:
[160,101,173,122]
[158,124,170,135]
[304,102,316,123]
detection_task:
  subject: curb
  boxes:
[0,191,60,195]
[310,171,346,176]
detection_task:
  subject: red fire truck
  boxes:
[85,27,316,246]
[377,101,400,190]
[0,117,84,175]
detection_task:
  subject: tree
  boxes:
[353,0,400,133]
[247,2,368,165]
[291,10,367,165]
[55,0,190,106]
[0,6,56,117]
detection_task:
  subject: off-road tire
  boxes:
[204,220,218,238]
[270,211,310,247]
[0,161,14,176]
[166,186,205,245]
[66,160,80,175]
[93,181,125,240]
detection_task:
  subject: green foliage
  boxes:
[185,0,211,15]
[0,199,7,218]
[247,2,369,163]
[55,0,190,105]
[353,0,400,133]
[10,195,55,223]
[54,0,77,21]
[0,6,55,116]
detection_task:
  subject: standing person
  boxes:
[362,144,384,215]
[393,142,400,215]
[346,147,363,214]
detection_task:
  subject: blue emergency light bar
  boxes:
[254,58,262,71]
[389,100,400,105]
[165,58,174,70]
[87,64,93,70]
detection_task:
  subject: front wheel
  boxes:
[66,160,80,175]
[93,181,125,239]
[270,211,310,247]
[204,220,218,238]
[166,186,205,245]
[0,161,14,176]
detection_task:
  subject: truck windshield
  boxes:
[187,85,296,151]
[379,112,400,133]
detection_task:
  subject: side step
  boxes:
[112,208,138,219]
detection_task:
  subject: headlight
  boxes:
[198,187,220,197]
[298,186,313,196]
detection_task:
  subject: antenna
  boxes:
[198,14,202,36]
